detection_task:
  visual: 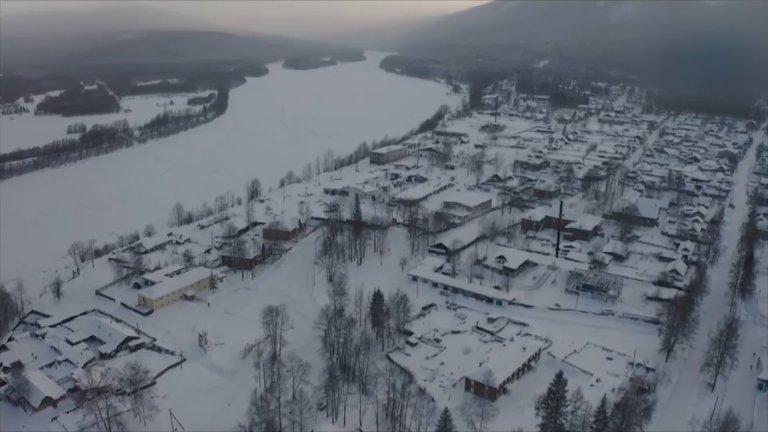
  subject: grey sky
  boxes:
[1,1,486,37]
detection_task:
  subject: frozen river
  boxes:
[0,51,460,281]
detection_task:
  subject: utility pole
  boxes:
[555,200,564,258]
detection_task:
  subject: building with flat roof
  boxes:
[370,144,408,165]
[137,267,210,310]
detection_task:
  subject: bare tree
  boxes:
[87,238,97,267]
[261,304,292,431]
[387,289,411,334]
[301,163,313,182]
[68,241,85,272]
[0,283,19,337]
[285,351,310,400]
[80,367,126,432]
[51,275,63,301]
[118,361,158,426]
[659,293,697,362]
[110,261,125,283]
[245,200,255,226]
[459,394,499,432]
[701,312,741,390]
[13,280,26,320]
[182,248,195,265]
[709,407,742,432]
[617,204,639,240]
[132,255,146,274]
[286,386,313,432]
[608,375,656,432]
[471,151,485,185]
[170,202,185,227]
[223,221,239,238]
[298,201,312,226]
[317,219,344,283]
[143,224,156,238]
[246,178,262,202]
[567,386,593,432]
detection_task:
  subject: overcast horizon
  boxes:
[0,0,487,39]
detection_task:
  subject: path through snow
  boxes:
[652,129,764,430]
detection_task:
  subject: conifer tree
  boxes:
[535,370,569,432]
[434,407,456,432]
[590,394,609,432]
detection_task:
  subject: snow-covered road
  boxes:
[652,129,764,431]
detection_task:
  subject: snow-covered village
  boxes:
[1,2,768,432]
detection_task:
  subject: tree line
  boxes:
[0,87,230,180]
[695,189,761,393]
[535,370,656,432]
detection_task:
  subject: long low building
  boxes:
[370,144,408,165]
[137,267,211,310]
[408,257,512,306]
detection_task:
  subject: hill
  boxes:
[390,0,768,109]
[0,5,362,103]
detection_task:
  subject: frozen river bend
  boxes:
[0,51,460,281]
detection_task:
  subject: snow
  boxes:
[0,51,460,282]
[23,369,66,409]
[390,306,548,393]
[652,129,765,430]
[1,70,764,432]
[394,179,452,203]
[0,92,208,152]
[141,264,186,285]
[66,315,138,355]
[137,267,209,302]
[442,190,493,208]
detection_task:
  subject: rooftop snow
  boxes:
[137,267,210,301]
[442,190,493,209]
[22,369,65,409]
[394,180,452,202]
[142,264,186,285]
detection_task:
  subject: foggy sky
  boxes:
[1,1,486,38]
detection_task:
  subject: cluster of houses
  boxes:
[0,309,180,413]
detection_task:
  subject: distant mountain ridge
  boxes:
[398,0,767,53]
[388,0,768,109]
[0,4,360,72]
[0,4,363,103]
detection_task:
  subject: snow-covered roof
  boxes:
[566,214,603,231]
[22,369,65,409]
[142,264,186,285]
[371,144,407,155]
[45,328,96,367]
[677,241,696,255]
[134,235,172,251]
[465,335,549,386]
[432,222,484,251]
[394,180,451,202]
[602,239,628,259]
[138,267,210,301]
[442,190,493,209]
[487,246,532,271]
[66,316,138,355]
[666,259,688,276]
[0,336,59,370]
[409,261,512,303]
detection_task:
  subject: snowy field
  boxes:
[0,92,210,153]
[0,51,460,282]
